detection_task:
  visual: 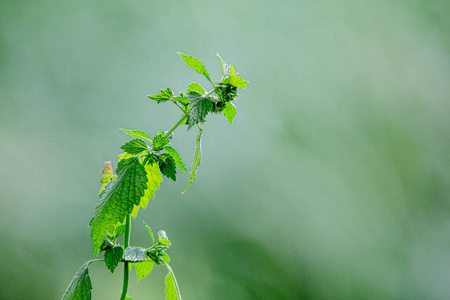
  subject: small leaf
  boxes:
[158,153,177,182]
[125,297,133,300]
[61,263,92,300]
[104,246,123,274]
[224,75,248,88]
[186,91,213,128]
[114,224,127,237]
[135,260,155,282]
[160,252,170,264]
[183,128,202,193]
[172,96,189,105]
[164,264,182,300]
[143,221,155,244]
[121,139,148,155]
[148,87,173,103]
[187,82,206,94]
[158,230,171,246]
[178,52,212,84]
[164,146,188,173]
[120,129,153,142]
[223,102,236,124]
[152,133,170,151]
[99,237,114,252]
[124,246,147,262]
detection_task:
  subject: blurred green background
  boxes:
[1,0,450,299]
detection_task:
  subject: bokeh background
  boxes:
[1,0,450,299]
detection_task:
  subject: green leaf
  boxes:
[143,221,155,244]
[61,263,92,300]
[135,260,155,282]
[158,230,171,246]
[130,161,163,218]
[114,224,127,237]
[224,74,248,88]
[164,146,188,173]
[172,96,189,105]
[187,82,206,94]
[152,133,170,151]
[99,237,114,252]
[120,129,153,142]
[178,52,212,84]
[148,87,173,103]
[223,102,236,124]
[104,246,123,274]
[186,91,213,128]
[90,156,148,256]
[164,264,182,300]
[140,162,163,208]
[158,153,177,181]
[160,252,170,264]
[125,297,133,300]
[121,139,148,155]
[124,246,147,262]
[183,127,202,193]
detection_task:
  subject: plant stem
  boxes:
[163,114,188,140]
[87,259,104,266]
[120,214,131,300]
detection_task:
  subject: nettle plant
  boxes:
[61,53,248,300]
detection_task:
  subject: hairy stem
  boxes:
[163,114,188,140]
[120,214,131,300]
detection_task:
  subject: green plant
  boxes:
[61,52,248,300]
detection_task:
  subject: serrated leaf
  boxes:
[148,87,173,103]
[143,221,155,244]
[178,52,212,84]
[158,153,177,182]
[120,129,153,142]
[183,128,202,193]
[164,146,188,173]
[164,264,182,300]
[121,139,148,155]
[158,230,171,246]
[187,82,206,94]
[105,246,123,274]
[135,260,155,282]
[124,246,147,262]
[90,156,148,256]
[223,102,237,124]
[61,263,92,300]
[225,74,248,88]
[141,162,163,207]
[186,91,213,128]
[130,161,163,217]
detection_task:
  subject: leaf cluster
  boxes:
[148,53,248,128]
